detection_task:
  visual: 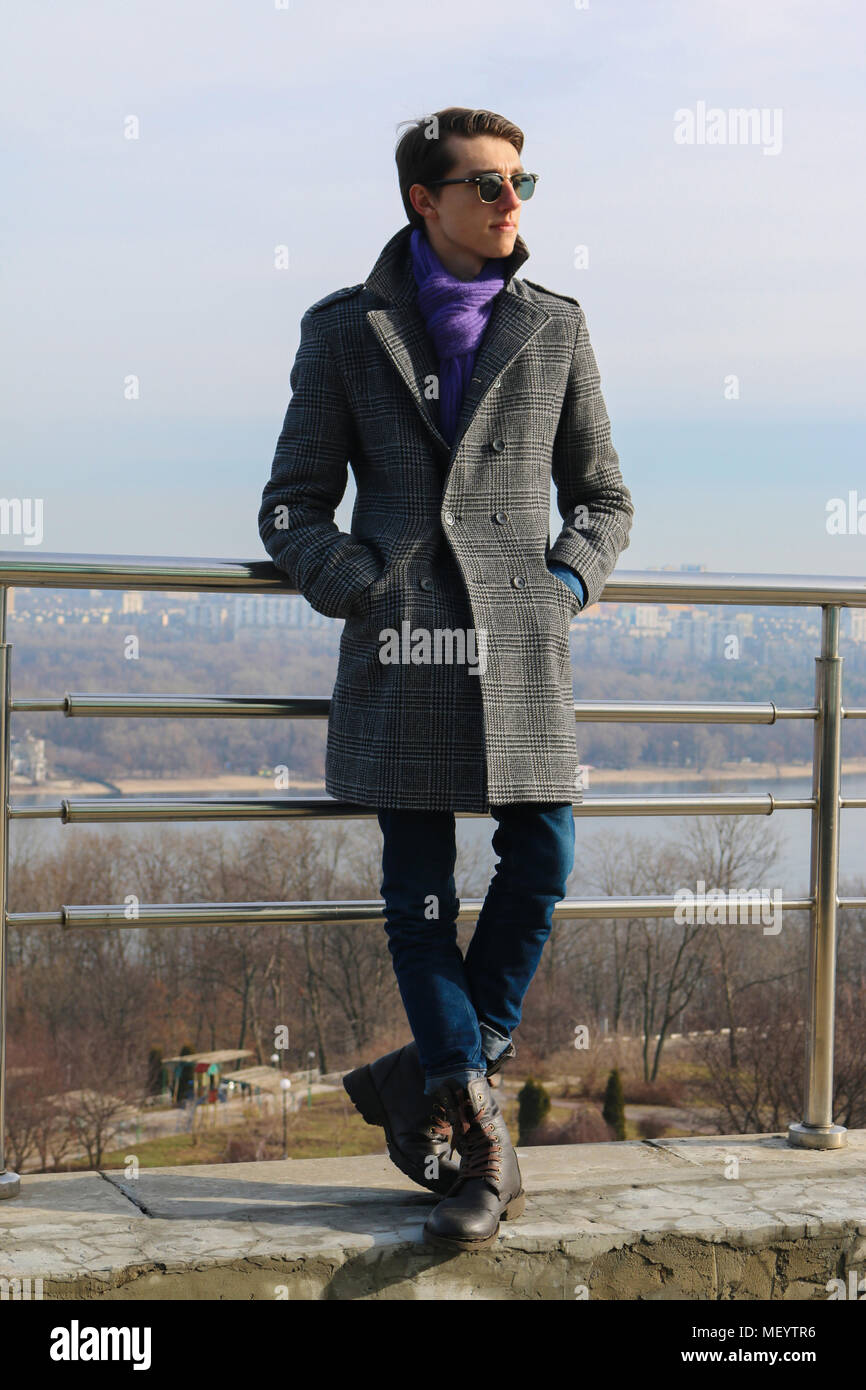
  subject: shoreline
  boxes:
[11,759,866,797]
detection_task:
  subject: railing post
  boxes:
[788,604,846,1149]
[0,586,21,1195]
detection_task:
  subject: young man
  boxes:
[258,107,634,1251]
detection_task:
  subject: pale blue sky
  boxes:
[2,0,864,575]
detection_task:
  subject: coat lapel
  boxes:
[364,225,551,458]
[448,291,550,455]
[365,302,450,450]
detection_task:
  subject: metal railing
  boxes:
[2,554,866,1198]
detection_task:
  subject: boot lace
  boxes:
[450,1092,502,1189]
[426,1098,453,1146]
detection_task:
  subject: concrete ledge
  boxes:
[1,1132,864,1300]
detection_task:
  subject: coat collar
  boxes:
[363,224,550,458]
[364,222,531,305]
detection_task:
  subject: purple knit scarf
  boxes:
[409,227,505,443]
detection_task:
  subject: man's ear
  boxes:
[409,183,438,223]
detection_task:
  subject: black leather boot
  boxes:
[343,1042,462,1196]
[423,1075,525,1251]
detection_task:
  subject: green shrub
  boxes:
[517,1077,551,1144]
[602,1068,627,1140]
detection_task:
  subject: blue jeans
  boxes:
[376,803,575,1095]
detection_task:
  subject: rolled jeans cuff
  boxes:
[479,1021,512,1063]
[424,1067,487,1096]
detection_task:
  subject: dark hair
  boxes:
[394,107,525,231]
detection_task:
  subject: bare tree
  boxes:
[59,1033,148,1168]
[690,982,805,1133]
[677,813,799,1068]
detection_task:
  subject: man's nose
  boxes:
[497,181,521,211]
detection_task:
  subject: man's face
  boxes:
[410,133,525,275]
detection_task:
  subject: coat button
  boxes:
[491,438,506,453]
[493,511,508,525]
[512,575,526,589]
[420,577,434,591]
[443,511,455,526]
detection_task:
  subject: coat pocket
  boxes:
[546,565,584,616]
[348,563,391,618]
[350,561,455,658]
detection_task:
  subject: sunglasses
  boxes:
[425,171,539,204]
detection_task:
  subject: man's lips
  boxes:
[491,222,516,230]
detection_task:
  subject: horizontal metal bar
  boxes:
[8,694,822,722]
[572,700,816,723]
[6,803,60,820]
[2,555,866,606]
[22,895,866,931]
[9,694,332,719]
[10,796,379,823]
[9,697,67,713]
[8,792,812,823]
[0,554,290,595]
[5,893,816,931]
[5,911,64,927]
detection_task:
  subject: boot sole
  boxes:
[422,1188,527,1251]
[343,1063,456,1197]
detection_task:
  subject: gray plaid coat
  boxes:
[258,223,634,811]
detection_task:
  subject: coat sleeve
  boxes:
[258,307,384,620]
[548,307,634,611]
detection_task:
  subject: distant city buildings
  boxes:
[3,562,865,668]
[11,730,47,783]
[6,587,329,632]
[231,594,327,630]
[185,594,327,629]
